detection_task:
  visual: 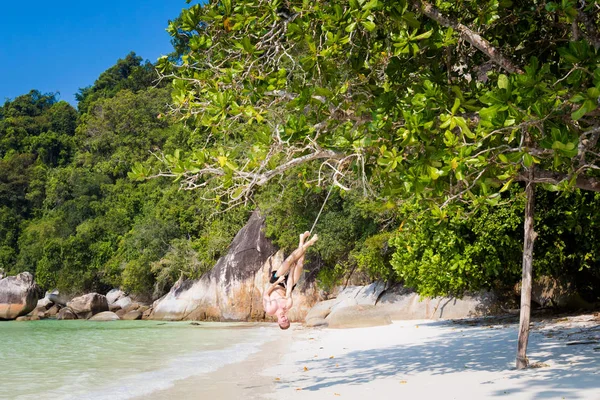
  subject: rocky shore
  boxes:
[1,213,595,325]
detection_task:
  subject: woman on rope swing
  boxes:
[263,231,318,330]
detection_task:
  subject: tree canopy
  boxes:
[147,0,600,207]
[142,0,600,368]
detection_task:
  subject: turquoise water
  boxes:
[0,320,276,399]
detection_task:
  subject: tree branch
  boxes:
[417,1,524,74]
[516,168,600,192]
[256,149,344,185]
[577,6,600,50]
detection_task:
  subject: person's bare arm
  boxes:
[263,275,286,300]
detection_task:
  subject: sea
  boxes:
[0,320,276,399]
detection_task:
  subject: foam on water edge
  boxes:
[48,326,276,400]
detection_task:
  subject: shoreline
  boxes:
[137,323,288,400]
[139,314,600,399]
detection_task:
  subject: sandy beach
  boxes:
[150,314,600,400]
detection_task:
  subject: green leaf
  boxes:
[413,29,433,41]
[345,22,357,32]
[523,153,533,167]
[402,12,421,29]
[497,74,509,90]
[499,179,513,193]
[451,98,460,115]
[571,100,596,120]
[361,20,377,32]
[362,0,379,11]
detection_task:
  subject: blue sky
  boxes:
[0,1,191,105]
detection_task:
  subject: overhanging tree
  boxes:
[135,0,600,369]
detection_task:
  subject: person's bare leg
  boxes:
[274,232,317,278]
[289,231,310,286]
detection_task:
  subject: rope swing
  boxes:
[309,185,335,234]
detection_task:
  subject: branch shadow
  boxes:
[282,320,600,399]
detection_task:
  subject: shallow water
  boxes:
[0,320,276,399]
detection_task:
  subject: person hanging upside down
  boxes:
[263,231,318,330]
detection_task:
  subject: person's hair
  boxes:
[279,320,291,330]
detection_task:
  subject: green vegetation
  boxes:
[1,0,599,342]
[148,0,600,367]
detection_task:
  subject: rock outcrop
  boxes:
[122,310,142,320]
[89,311,120,321]
[151,211,319,322]
[0,272,39,320]
[514,276,593,310]
[56,307,77,320]
[47,289,69,306]
[106,289,126,305]
[66,293,109,319]
[113,296,132,311]
[306,282,498,328]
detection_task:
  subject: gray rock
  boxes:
[29,305,48,319]
[304,298,338,321]
[46,304,60,317]
[47,289,69,306]
[15,316,30,321]
[106,289,126,305]
[376,285,497,320]
[142,307,153,320]
[326,305,392,329]
[305,317,329,328]
[67,293,108,319]
[37,293,54,309]
[305,283,498,326]
[57,307,77,320]
[0,272,39,320]
[89,311,120,321]
[151,212,318,322]
[515,276,591,310]
[114,296,132,311]
[108,303,121,312]
[122,310,142,320]
[125,301,141,313]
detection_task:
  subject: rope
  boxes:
[309,185,334,234]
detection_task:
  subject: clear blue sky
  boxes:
[0,1,191,105]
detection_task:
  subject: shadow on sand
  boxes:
[282,320,599,399]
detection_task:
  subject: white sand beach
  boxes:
[143,314,599,400]
[262,314,600,400]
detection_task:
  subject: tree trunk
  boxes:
[516,175,537,369]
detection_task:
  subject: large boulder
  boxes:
[28,305,49,319]
[114,296,132,311]
[106,289,126,305]
[56,307,77,320]
[122,310,142,320]
[515,276,593,310]
[305,283,498,328]
[46,304,61,317]
[0,272,39,320]
[67,293,108,319]
[47,289,70,306]
[375,285,497,320]
[37,292,54,309]
[327,305,392,329]
[89,311,120,321]
[151,211,319,322]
